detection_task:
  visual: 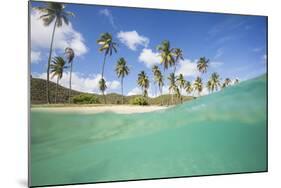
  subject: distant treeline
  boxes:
[31,78,194,105]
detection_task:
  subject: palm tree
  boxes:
[157,40,175,105]
[157,40,175,71]
[115,57,130,104]
[168,73,177,105]
[50,56,67,103]
[209,72,221,92]
[175,87,181,104]
[152,65,160,96]
[173,48,184,74]
[137,71,150,97]
[193,76,203,96]
[197,57,209,74]
[99,78,107,100]
[65,47,75,104]
[176,73,186,103]
[185,81,193,96]
[155,70,164,105]
[34,2,74,104]
[207,80,212,93]
[221,83,226,89]
[97,32,118,104]
[221,78,231,89]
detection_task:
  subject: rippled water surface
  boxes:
[30,75,267,187]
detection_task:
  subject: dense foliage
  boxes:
[71,94,100,104]
[130,96,148,106]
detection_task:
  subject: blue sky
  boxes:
[30,1,267,96]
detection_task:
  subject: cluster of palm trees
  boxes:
[49,48,75,103]
[136,42,240,105]
[34,2,239,105]
[35,2,75,104]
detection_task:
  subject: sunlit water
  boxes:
[30,75,267,187]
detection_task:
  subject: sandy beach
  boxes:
[31,105,170,114]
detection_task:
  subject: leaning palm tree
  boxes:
[173,48,184,74]
[185,81,193,96]
[97,32,118,104]
[193,76,203,96]
[168,73,177,105]
[197,57,209,74]
[65,47,75,104]
[115,57,130,104]
[137,71,150,97]
[157,40,175,71]
[155,70,164,105]
[176,73,186,103]
[50,56,67,103]
[209,72,221,92]
[34,2,74,104]
[152,65,160,96]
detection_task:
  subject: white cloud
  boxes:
[117,31,149,51]
[127,87,142,96]
[31,50,41,63]
[99,8,116,28]
[214,48,223,59]
[138,48,161,68]
[32,72,120,94]
[127,85,170,98]
[31,10,88,57]
[127,87,156,98]
[175,59,199,77]
[210,61,224,68]
[107,80,120,90]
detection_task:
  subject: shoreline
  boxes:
[31,105,171,114]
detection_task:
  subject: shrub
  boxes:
[71,94,99,104]
[129,96,148,105]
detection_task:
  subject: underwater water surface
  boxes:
[30,75,267,187]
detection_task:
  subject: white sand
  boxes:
[32,105,170,114]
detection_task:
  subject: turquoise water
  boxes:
[30,75,267,187]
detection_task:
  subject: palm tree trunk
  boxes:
[154,83,157,97]
[121,77,124,104]
[171,92,174,105]
[68,62,73,104]
[160,86,163,106]
[55,77,59,104]
[181,88,183,104]
[46,17,58,104]
[163,69,168,106]
[101,54,107,78]
[101,53,107,104]
[102,91,106,104]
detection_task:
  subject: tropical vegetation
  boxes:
[50,57,67,103]
[32,2,241,106]
[97,32,118,104]
[34,2,74,104]
[115,57,130,104]
[65,47,75,103]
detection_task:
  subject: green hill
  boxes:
[31,78,194,105]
